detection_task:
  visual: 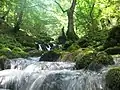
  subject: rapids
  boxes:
[0,56,119,90]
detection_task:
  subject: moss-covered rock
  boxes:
[59,49,81,61]
[28,50,43,57]
[105,67,120,90]
[75,51,114,71]
[75,53,96,69]
[105,46,120,55]
[0,47,29,59]
[95,52,114,65]
[104,25,120,49]
[67,43,80,51]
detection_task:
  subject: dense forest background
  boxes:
[0,0,120,58]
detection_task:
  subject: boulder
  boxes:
[29,50,43,57]
[39,51,60,62]
[104,26,120,49]
[105,46,120,55]
[0,55,8,70]
[75,51,114,71]
[75,53,96,70]
[105,67,120,90]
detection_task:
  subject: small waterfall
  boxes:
[0,57,119,90]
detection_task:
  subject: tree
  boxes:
[13,0,27,33]
[55,0,79,41]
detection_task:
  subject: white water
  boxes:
[0,57,119,90]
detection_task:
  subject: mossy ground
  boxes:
[0,28,41,58]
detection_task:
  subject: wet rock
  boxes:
[39,51,60,62]
[105,46,120,55]
[88,62,104,71]
[29,50,43,57]
[0,55,8,70]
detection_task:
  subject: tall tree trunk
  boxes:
[66,0,79,41]
[13,0,26,33]
[55,0,79,42]
[13,10,23,33]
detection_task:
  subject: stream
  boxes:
[0,57,119,90]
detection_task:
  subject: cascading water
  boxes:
[0,57,119,90]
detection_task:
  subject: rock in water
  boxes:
[39,51,60,62]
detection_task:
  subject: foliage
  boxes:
[0,34,22,49]
[12,47,28,58]
[104,25,120,49]
[76,0,120,46]
[0,0,120,59]
[0,0,120,43]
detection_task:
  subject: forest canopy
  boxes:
[0,0,120,44]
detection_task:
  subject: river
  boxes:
[0,56,119,90]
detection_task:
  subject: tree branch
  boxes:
[55,0,67,13]
[90,2,95,20]
[70,0,76,11]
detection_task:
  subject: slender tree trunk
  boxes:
[14,10,23,33]
[55,0,79,42]
[66,0,79,41]
[13,0,26,33]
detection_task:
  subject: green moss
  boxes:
[12,47,28,58]
[75,51,114,70]
[95,51,114,65]
[12,47,23,52]
[105,67,120,90]
[0,47,12,56]
[0,44,4,49]
[15,30,36,47]
[67,43,80,51]
[59,50,81,61]
[75,53,96,69]
[0,34,22,48]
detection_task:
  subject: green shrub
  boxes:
[0,34,22,49]
[12,47,28,58]
[0,47,12,56]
